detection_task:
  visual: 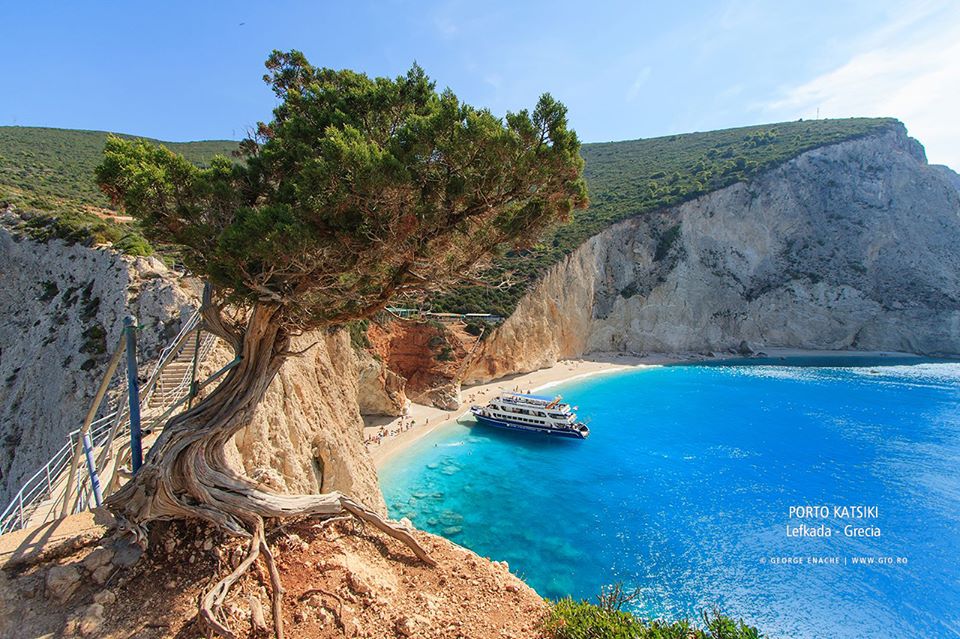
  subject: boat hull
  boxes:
[470,411,588,439]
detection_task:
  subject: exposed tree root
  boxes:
[259,532,285,639]
[126,492,435,639]
[200,518,264,638]
[105,299,436,638]
[138,492,435,638]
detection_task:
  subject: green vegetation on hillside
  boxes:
[0,127,236,208]
[18,209,155,256]
[0,126,237,256]
[1,118,895,297]
[429,117,897,317]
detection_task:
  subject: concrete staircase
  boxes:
[146,336,200,415]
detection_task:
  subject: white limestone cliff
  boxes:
[0,213,386,512]
[0,217,197,506]
[466,124,960,381]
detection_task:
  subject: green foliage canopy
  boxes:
[96,50,587,328]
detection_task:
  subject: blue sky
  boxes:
[3,1,959,167]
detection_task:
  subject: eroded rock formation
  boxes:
[216,331,387,514]
[466,124,960,381]
[367,320,472,410]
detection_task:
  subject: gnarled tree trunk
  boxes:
[106,298,434,638]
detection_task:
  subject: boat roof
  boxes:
[502,392,557,401]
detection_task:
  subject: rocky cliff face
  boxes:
[220,330,386,514]
[466,124,960,381]
[0,215,385,514]
[932,164,960,194]
[0,214,197,505]
[355,348,408,417]
[367,320,471,410]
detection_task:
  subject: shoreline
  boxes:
[367,355,651,469]
[366,348,924,470]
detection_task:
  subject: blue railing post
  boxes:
[188,327,202,409]
[81,433,103,506]
[124,316,143,473]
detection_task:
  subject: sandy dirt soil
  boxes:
[1,514,548,639]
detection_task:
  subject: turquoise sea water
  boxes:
[380,358,960,638]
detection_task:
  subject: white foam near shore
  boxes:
[367,349,926,469]
[531,364,657,392]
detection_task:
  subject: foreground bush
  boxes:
[546,596,764,639]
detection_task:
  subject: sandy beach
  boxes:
[365,348,924,469]
[366,354,654,468]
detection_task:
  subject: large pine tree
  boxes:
[96,50,587,637]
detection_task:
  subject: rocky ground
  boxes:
[0,514,547,639]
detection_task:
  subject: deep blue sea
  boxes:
[380,358,960,638]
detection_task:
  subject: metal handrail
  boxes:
[68,331,218,519]
[0,310,216,534]
[139,312,203,407]
[0,411,118,531]
[144,332,216,411]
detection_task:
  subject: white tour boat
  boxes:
[469,392,589,439]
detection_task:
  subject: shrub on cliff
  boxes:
[546,598,764,639]
[20,208,154,256]
[464,318,495,338]
[547,597,646,638]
